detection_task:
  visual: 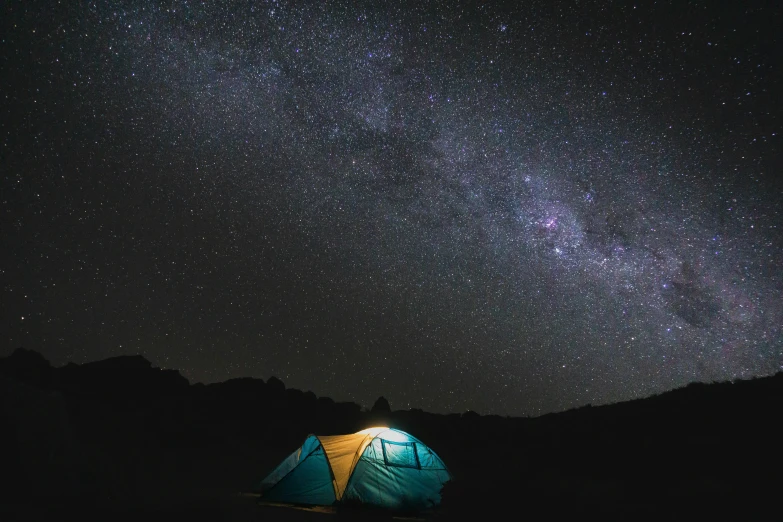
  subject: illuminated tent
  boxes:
[257,427,451,511]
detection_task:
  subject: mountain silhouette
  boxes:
[0,347,781,520]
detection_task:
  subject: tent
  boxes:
[257,427,451,512]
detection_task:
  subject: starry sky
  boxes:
[2,0,782,415]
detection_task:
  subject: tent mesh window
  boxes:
[380,439,420,469]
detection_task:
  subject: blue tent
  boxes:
[258,427,451,512]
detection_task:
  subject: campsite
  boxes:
[1,347,782,521]
[4,0,783,518]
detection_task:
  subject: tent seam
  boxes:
[315,434,342,501]
[262,437,325,498]
[342,430,388,497]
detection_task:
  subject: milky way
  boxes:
[2,1,782,415]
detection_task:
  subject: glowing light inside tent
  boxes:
[358,427,410,443]
[357,426,389,435]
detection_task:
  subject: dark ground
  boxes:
[1,347,782,521]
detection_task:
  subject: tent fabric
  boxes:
[343,434,451,510]
[260,435,321,491]
[258,427,451,511]
[318,429,376,498]
[259,435,336,505]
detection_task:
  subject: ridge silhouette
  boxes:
[1,347,781,520]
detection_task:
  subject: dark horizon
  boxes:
[3,340,782,521]
[2,0,782,417]
[3,344,783,419]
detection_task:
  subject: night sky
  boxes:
[2,1,782,416]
